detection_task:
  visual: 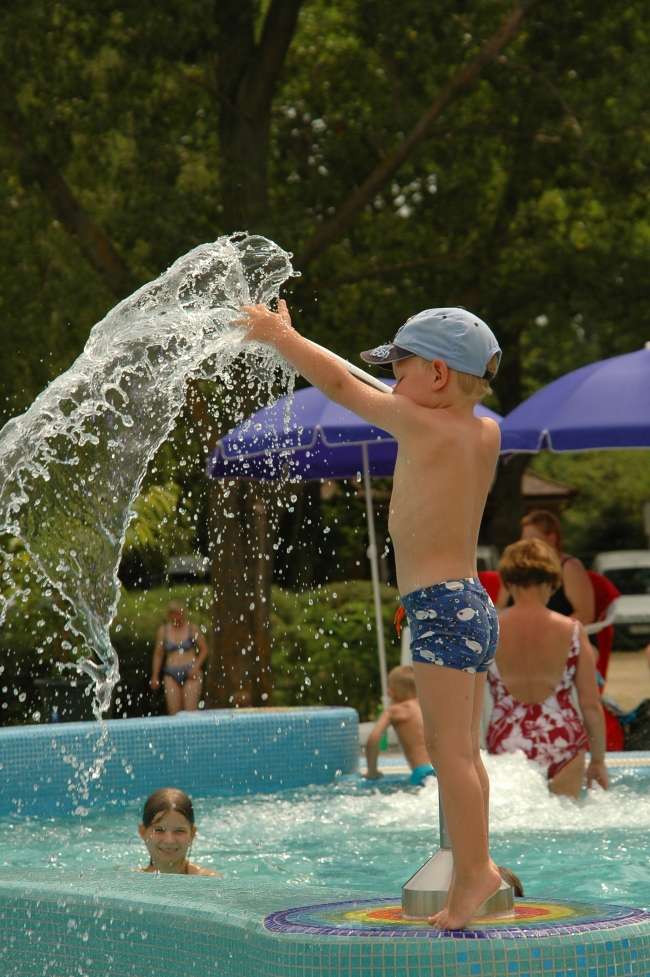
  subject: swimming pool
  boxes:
[2,751,648,907]
[1,710,649,976]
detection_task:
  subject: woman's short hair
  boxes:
[499,538,562,590]
[520,509,563,553]
[142,788,195,828]
[168,600,185,614]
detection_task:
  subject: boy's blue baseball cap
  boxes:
[360,307,501,380]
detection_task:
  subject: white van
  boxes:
[593,550,650,649]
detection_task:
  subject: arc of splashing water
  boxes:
[0,234,298,719]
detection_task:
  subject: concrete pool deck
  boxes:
[606,651,650,711]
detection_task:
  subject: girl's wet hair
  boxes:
[142,788,195,828]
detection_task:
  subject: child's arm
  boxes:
[575,627,609,790]
[233,301,416,437]
[364,709,393,779]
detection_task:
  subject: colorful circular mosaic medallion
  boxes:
[264,898,650,939]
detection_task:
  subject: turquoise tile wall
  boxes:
[0,707,359,816]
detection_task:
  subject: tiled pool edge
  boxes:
[1,875,649,977]
[0,706,359,817]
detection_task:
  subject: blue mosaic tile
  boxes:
[0,706,358,817]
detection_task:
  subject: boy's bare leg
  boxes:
[414,663,501,930]
[471,672,490,828]
[431,671,490,916]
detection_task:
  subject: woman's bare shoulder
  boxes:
[562,554,588,573]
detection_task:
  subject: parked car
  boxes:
[593,550,650,650]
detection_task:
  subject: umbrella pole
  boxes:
[362,443,390,708]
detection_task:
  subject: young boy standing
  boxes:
[234,303,502,929]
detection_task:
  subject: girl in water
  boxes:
[150,601,209,714]
[138,788,219,875]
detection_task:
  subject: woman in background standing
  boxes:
[150,601,209,714]
[497,510,595,625]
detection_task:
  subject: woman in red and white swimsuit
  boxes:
[487,539,609,799]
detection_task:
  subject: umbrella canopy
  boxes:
[499,346,650,454]
[207,382,501,706]
[207,381,502,481]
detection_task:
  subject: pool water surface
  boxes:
[2,752,647,911]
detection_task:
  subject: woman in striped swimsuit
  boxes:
[487,539,608,799]
[150,601,209,714]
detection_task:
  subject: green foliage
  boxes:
[3,0,650,666]
[119,479,201,588]
[0,540,77,723]
[123,483,181,555]
[270,580,400,720]
[531,451,650,566]
[110,583,213,718]
[109,580,400,721]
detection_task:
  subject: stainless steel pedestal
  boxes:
[402,793,514,920]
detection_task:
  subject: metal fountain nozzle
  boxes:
[401,792,515,920]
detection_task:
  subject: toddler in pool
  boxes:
[138,788,219,875]
[364,665,434,785]
[234,302,502,928]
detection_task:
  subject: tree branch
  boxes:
[295,0,543,270]
[247,0,306,118]
[0,76,136,300]
[498,56,582,136]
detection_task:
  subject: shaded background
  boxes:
[1,0,650,719]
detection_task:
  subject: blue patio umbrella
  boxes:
[500,345,650,454]
[208,382,501,703]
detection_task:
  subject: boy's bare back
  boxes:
[385,696,430,770]
[389,401,500,594]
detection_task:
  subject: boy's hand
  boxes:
[232,299,293,345]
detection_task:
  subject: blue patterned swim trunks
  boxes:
[402,577,499,674]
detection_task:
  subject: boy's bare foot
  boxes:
[427,867,455,926]
[428,862,502,930]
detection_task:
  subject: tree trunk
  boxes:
[0,73,135,299]
[205,479,278,707]
[201,0,305,707]
[484,454,529,553]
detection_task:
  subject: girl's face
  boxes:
[138,809,197,872]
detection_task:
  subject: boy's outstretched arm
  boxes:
[233,301,410,434]
[364,709,393,779]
